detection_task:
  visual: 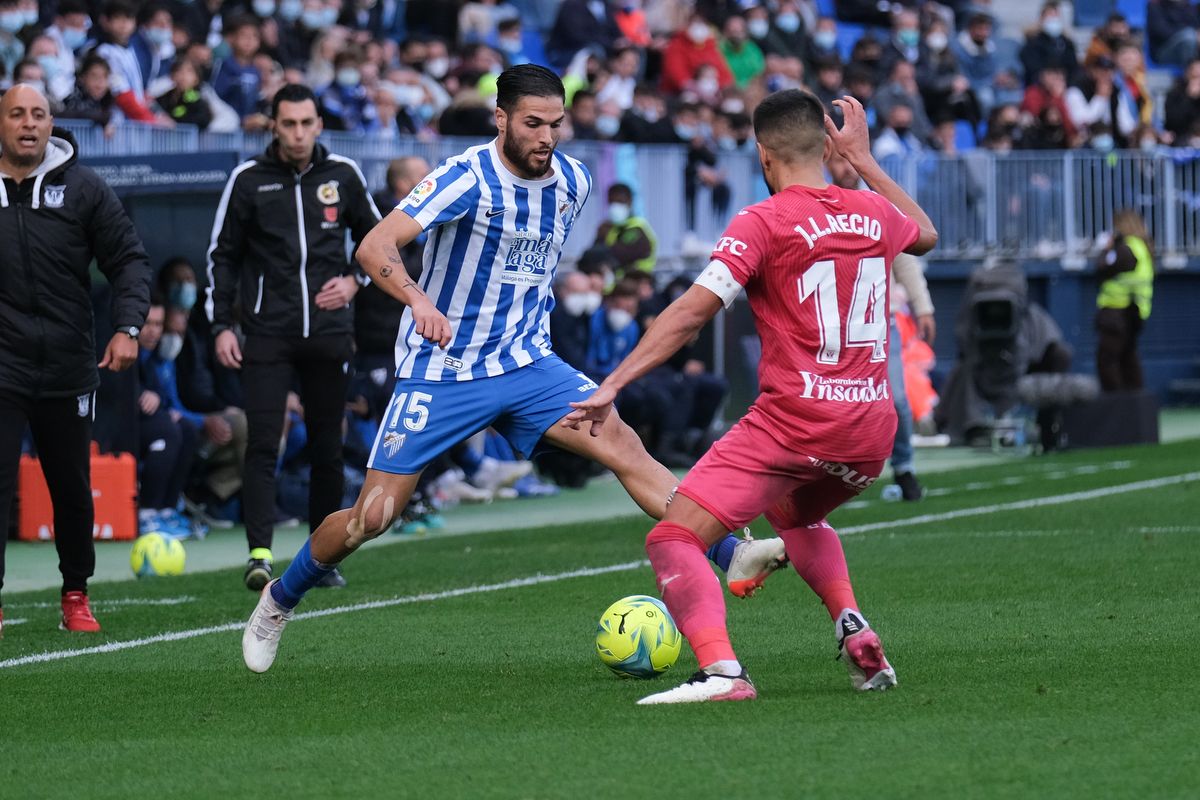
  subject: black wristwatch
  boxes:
[117,326,140,339]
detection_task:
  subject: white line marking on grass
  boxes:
[839,472,1200,536]
[3,618,29,626]
[0,560,648,671]
[5,596,198,610]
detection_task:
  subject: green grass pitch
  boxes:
[1,440,1198,798]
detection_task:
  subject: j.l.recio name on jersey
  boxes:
[794,213,884,249]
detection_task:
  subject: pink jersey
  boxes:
[708,183,920,462]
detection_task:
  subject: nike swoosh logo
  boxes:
[485,208,505,218]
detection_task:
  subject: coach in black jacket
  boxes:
[0,86,150,633]
[207,83,381,590]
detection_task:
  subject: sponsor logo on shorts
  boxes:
[808,457,877,491]
[76,393,90,418]
[383,430,406,457]
[575,373,598,392]
[443,356,465,371]
[798,371,889,403]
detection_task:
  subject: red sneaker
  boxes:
[61,592,102,633]
[835,610,897,691]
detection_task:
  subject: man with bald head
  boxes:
[0,84,151,636]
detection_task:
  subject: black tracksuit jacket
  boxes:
[205,140,381,339]
[0,128,150,398]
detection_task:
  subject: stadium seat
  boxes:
[954,120,978,151]
[836,22,867,62]
[815,0,836,17]
[1073,0,1115,29]
[1115,0,1146,30]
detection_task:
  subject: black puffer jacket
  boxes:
[0,128,150,398]
[206,140,381,339]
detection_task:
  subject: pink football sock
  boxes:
[645,522,736,669]
[778,521,859,621]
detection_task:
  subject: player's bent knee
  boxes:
[344,486,399,549]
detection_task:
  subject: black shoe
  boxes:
[315,568,347,589]
[244,558,273,591]
[895,471,925,502]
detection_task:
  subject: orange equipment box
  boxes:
[18,447,138,541]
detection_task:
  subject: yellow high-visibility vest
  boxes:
[1097,235,1153,319]
[604,217,657,274]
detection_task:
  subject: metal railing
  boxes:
[56,119,1200,267]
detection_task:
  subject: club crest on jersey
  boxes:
[558,201,577,227]
[407,179,435,206]
[383,430,406,457]
[502,228,553,285]
[43,184,65,208]
[317,180,340,205]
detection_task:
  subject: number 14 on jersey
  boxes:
[797,257,888,366]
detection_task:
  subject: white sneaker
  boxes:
[637,669,757,705]
[470,456,533,492]
[726,531,788,598]
[835,609,897,691]
[433,469,494,504]
[242,580,294,673]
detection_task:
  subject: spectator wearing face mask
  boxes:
[212,15,263,125]
[493,17,532,66]
[873,102,925,160]
[135,296,203,539]
[319,51,379,134]
[1084,12,1131,69]
[91,0,173,125]
[952,11,1023,114]
[879,8,922,77]
[41,1,92,102]
[661,13,732,95]
[594,183,657,277]
[550,270,601,372]
[130,2,175,97]
[1019,2,1078,87]
[12,59,58,111]
[805,16,838,63]
[760,1,809,61]
[618,83,675,142]
[0,0,25,76]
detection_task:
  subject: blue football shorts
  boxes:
[366,353,599,475]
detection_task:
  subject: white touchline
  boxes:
[2,471,1196,671]
[838,472,1200,536]
[0,561,648,671]
[5,596,198,610]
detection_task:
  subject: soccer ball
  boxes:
[595,595,682,679]
[130,533,186,577]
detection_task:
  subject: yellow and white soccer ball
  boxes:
[595,595,682,679]
[130,532,186,577]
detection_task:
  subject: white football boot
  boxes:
[835,609,897,691]
[242,580,294,673]
[726,531,789,598]
[638,669,758,705]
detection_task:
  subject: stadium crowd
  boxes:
[2,1,1194,155]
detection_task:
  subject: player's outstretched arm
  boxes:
[357,210,452,347]
[825,96,938,256]
[563,285,724,436]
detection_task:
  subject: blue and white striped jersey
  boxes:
[393,140,592,381]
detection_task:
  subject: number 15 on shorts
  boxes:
[387,391,432,432]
